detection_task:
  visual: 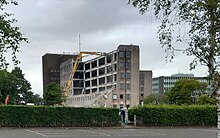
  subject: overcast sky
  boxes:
[5,0,208,96]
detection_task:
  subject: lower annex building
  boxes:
[43,44,152,109]
[152,73,207,94]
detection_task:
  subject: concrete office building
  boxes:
[139,70,152,102]
[42,53,77,95]
[60,44,152,108]
[152,74,207,94]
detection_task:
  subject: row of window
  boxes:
[119,83,131,90]
[112,94,130,100]
[119,51,131,58]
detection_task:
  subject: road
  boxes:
[0,127,216,138]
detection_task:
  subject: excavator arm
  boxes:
[64,51,105,97]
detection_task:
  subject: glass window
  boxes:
[119,73,124,79]
[113,94,117,100]
[126,83,131,90]
[119,51,124,57]
[126,62,131,68]
[119,83,124,90]
[126,51,131,58]
[126,72,131,79]
[119,62,124,69]
[126,94,130,100]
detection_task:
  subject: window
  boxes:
[120,94,123,99]
[119,83,124,90]
[113,94,117,100]
[126,94,130,100]
[141,93,144,97]
[120,72,124,79]
[126,62,131,68]
[119,51,124,57]
[126,83,131,90]
[126,51,131,58]
[119,62,124,69]
[126,72,131,79]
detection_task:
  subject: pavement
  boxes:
[0,127,216,138]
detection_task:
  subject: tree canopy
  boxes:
[166,79,211,105]
[0,68,40,105]
[0,0,28,68]
[44,82,64,106]
[128,0,220,93]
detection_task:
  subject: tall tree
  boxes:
[0,0,28,68]
[44,82,64,106]
[128,0,220,135]
[11,67,32,104]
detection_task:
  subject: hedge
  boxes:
[128,105,217,126]
[0,106,120,127]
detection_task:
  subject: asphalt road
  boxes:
[0,127,216,138]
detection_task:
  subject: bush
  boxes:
[0,105,120,127]
[128,105,217,126]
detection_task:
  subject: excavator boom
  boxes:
[64,51,105,97]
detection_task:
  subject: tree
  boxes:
[0,68,35,105]
[197,94,216,105]
[0,69,17,104]
[143,93,168,104]
[28,94,43,105]
[44,82,64,106]
[166,79,207,105]
[11,67,32,104]
[128,0,220,134]
[0,0,28,68]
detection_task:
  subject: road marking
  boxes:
[78,129,111,137]
[25,129,48,137]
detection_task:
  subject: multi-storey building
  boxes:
[42,53,77,95]
[139,70,152,102]
[59,44,153,109]
[152,74,207,94]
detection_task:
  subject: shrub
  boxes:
[0,105,120,127]
[128,105,217,126]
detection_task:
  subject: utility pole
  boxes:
[79,34,81,52]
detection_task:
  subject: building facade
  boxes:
[60,45,148,109]
[139,70,152,102]
[42,53,77,95]
[152,74,207,94]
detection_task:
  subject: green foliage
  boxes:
[143,93,168,105]
[0,106,120,127]
[11,67,32,104]
[0,0,28,68]
[128,105,217,126]
[0,68,36,105]
[44,82,64,105]
[197,94,216,105]
[0,69,17,104]
[166,79,207,105]
[128,0,220,94]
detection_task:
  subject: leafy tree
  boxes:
[0,69,17,104]
[28,94,43,105]
[11,67,32,104]
[0,68,35,105]
[0,0,28,68]
[143,93,168,104]
[166,79,207,105]
[44,82,64,106]
[197,94,216,105]
[128,0,220,133]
